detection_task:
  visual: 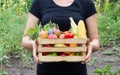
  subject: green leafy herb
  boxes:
[26,24,40,40]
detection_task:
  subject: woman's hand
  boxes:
[81,39,92,64]
[82,39,99,64]
[32,40,40,63]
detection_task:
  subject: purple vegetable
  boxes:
[48,29,54,34]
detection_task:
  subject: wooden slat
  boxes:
[38,55,85,62]
[38,47,87,52]
[37,38,87,44]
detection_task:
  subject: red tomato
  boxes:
[42,52,48,56]
[64,32,70,38]
[42,44,51,47]
[65,44,70,47]
[69,32,74,38]
[59,52,67,56]
[64,32,74,38]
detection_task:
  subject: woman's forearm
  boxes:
[89,39,100,52]
[22,36,34,50]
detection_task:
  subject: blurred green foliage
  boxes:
[97,0,120,46]
[0,0,32,15]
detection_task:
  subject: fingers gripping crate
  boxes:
[37,38,87,62]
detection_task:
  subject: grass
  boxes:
[0,9,25,56]
[0,9,33,70]
[97,2,120,46]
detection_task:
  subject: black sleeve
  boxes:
[29,0,41,20]
[84,0,97,19]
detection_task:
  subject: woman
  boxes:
[22,0,100,75]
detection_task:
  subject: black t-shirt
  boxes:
[30,0,97,31]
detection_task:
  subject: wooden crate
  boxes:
[37,38,87,62]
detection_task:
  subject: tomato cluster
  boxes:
[64,32,74,38]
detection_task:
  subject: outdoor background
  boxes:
[0,0,120,75]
